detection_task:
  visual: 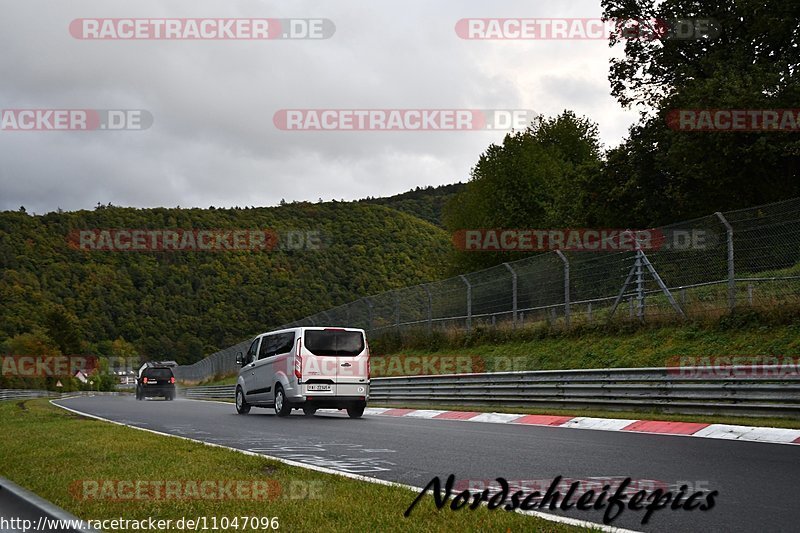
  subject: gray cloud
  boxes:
[0,0,639,213]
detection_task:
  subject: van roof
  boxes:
[254,326,366,337]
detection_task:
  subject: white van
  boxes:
[235,327,370,418]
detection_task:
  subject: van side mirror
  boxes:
[236,352,244,366]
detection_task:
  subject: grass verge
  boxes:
[0,399,589,533]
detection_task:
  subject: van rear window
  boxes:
[304,330,364,357]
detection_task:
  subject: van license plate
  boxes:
[307,384,331,392]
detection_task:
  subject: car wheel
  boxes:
[274,385,292,417]
[303,406,317,416]
[346,404,365,419]
[235,387,251,414]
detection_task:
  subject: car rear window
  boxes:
[143,368,173,380]
[304,330,364,357]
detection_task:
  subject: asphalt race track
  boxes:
[54,396,800,532]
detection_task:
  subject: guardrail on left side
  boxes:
[0,389,59,401]
[0,389,126,401]
[0,476,99,533]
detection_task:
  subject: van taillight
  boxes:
[367,358,371,380]
[294,338,303,380]
[169,377,176,384]
[142,377,148,384]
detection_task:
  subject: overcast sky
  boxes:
[0,0,638,214]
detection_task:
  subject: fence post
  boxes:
[394,292,401,333]
[459,275,472,332]
[422,284,433,333]
[365,298,374,332]
[503,262,518,329]
[555,250,570,329]
[715,211,735,311]
[636,249,645,322]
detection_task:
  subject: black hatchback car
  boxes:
[136,361,177,400]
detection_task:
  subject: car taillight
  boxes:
[169,377,175,384]
[143,377,148,384]
[294,338,302,380]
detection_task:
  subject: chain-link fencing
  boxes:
[177,198,800,382]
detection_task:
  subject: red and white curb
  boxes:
[362,408,800,446]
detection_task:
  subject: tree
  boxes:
[443,111,603,272]
[43,306,84,355]
[601,0,800,219]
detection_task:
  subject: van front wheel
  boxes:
[274,385,292,417]
[235,387,251,414]
[347,404,365,419]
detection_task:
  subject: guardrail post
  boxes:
[503,262,518,329]
[422,284,433,333]
[554,250,570,329]
[459,275,472,332]
[715,211,735,311]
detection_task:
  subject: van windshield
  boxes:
[304,330,364,357]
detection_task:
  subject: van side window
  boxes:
[258,335,277,360]
[275,332,295,355]
[245,338,259,365]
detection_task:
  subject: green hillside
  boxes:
[0,202,450,363]
[359,183,464,227]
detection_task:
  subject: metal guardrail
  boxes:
[182,366,800,418]
[0,389,59,401]
[180,385,235,400]
[0,476,98,532]
[0,390,126,402]
[369,366,800,418]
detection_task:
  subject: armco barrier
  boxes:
[0,390,125,401]
[0,389,58,401]
[0,476,98,533]
[180,384,235,400]
[182,366,800,418]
